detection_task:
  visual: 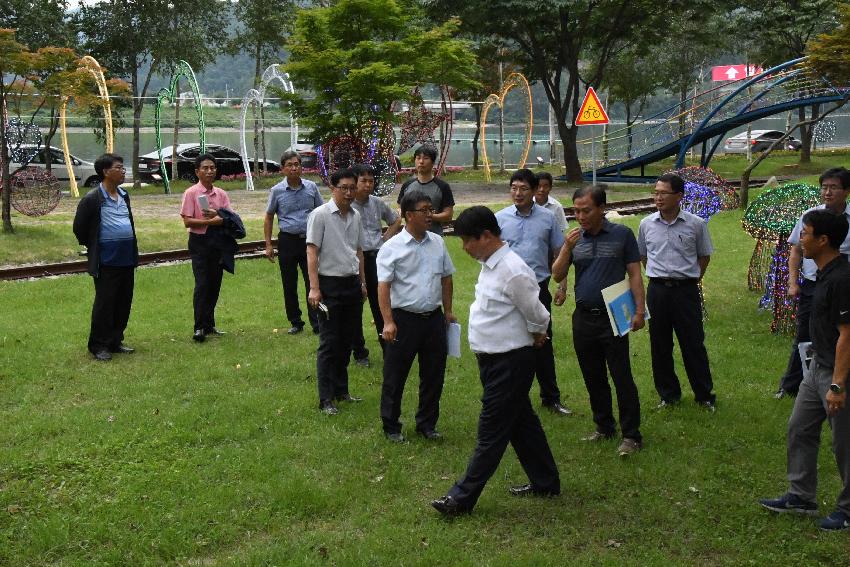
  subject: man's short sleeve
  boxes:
[266,187,280,215]
[306,208,324,248]
[312,185,324,208]
[636,219,648,257]
[380,199,399,224]
[180,189,197,218]
[697,218,714,256]
[439,180,455,208]
[219,189,232,210]
[440,238,456,276]
[397,179,413,204]
[623,226,641,264]
[835,273,850,325]
[788,215,804,246]
[376,243,394,282]
[548,213,565,253]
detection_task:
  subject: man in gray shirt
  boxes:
[350,163,402,365]
[306,168,367,415]
[396,145,455,235]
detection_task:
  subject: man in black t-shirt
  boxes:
[397,145,454,235]
[760,209,850,531]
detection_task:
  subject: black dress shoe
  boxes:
[111,344,135,354]
[416,428,442,440]
[508,483,558,497]
[287,325,304,335]
[205,327,225,337]
[385,432,405,443]
[431,495,469,517]
[543,401,573,416]
[94,349,112,361]
[319,400,339,415]
[336,394,363,403]
[192,329,206,343]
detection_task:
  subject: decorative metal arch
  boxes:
[239,64,296,191]
[60,55,113,197]
[155,60,205,194]
[480,73,533,182]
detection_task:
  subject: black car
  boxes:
[137,143,280,183]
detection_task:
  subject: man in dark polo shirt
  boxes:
[264,150,324,335]
[396,145,454,235]
[553,185,645,457]
[73,153,138,361]
[759,209,850,531]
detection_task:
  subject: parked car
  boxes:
[9,145,99,188]
[288,141,318,168]
[137,143,280,183]
[722,130,802,153]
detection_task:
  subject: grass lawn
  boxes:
[1,208,847,565]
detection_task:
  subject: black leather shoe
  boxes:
[192,329,206,342]
[94,349,112,361]
[336,394,363,403]
[319,400,339,415]
[416,429,442,440]
[431,495,468,517]
[287,325,304,335]
[205,327,225,337]
[508,484,558,497]
[111,344,135,354]
[543,401,573,416]
[385,432,405,443]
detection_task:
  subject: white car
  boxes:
[9,145,100,188]
[722,130,802,153]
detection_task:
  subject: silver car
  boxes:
[9,145,100,188]
[722,130,802,153]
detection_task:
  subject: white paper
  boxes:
[447,322,462,358]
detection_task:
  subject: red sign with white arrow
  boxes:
[711,65,764,81]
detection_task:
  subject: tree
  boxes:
[806,2,850,84]
[229,0,295,174]
[284,0,479,157]
[76,0,228,189]
[425,0,679,181]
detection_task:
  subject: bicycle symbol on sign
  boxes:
[583,107,601,120]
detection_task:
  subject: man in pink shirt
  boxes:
[180,153,232,342]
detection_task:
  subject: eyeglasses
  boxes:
[653,191,676,197]
[109,165,126,172]
[335,185,356,192]
[283,161,302,168]
[821,184,845,194]
[411,207,435,215]
[510,184,532,193]
[198,165,217,171]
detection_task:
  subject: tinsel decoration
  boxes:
[665,166,739,212]
[742,182,820,335]
[813,119,837,144]
[3,118,42,164]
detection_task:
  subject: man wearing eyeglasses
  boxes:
[775,167,850,400]
[264,150,324,335]
[638,172,716,411]
[495,168,570,416]
[306,168,367,415]
[376,190,456,442]
[73,153,138,361]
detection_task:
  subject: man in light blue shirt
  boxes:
[377,190,455,442]
[495,169,569,416]
[264,150,324,335]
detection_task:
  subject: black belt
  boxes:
[576,303,606,315]
[649,277,698,287]
[395,307,440,319]
[363,249,379,257]
[280,231,306,239]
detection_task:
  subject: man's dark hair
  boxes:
[573,184,608,207]
[658,172,685,194]
[510,168,538,189]
[195,153,217,170]
[94,153,123,180]
[400,190,432,216]
[352,163,376,180]
[413,145,438,162]
[802,209,850,250]
[280,150,301,164]
[454,205,501,239]
[330,168,356,187]
[536,171,554,186]
[819,167,850,190]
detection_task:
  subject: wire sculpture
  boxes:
[480,73,533,182]
[3,117,41,164]
[396,86,454,175]
[8,167,61,217]
[60,56,113,197]
[154,60,205,194]
[813,119,837,144]
[239,64,297,191]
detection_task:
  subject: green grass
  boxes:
[1,209,847,565]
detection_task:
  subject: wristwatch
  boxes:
[830,383,845,394]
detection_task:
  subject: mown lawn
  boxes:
[1,208,847,565]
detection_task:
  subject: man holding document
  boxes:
[552,185,645,456]
[377,190,456,442]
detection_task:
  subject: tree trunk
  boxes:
[626,104,633,159]
[44,107,60,174]
[678,85,687,139]
[472,103,480,169]
[798,103,819,164]
[559,122,582,182]
[1,92,13,233]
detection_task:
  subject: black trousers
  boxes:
[351,250,383,358]
[778,279,815,394]
[572,308,642,441]
[278,232,319,331]
[316,275,362,403]
[647,279,715,403]
[188,231,223,333]
[535,278,561,404]
[448,347,560,511]
[380,308,447,434]
[88,265,134,354]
